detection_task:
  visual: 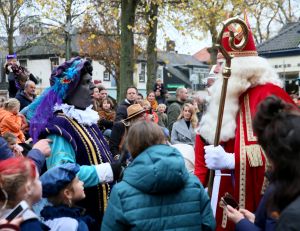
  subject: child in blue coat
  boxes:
[40,163,96,231]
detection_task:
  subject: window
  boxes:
[287,64,291,67]
[275,65,278,68]
[111,76,116,87]
[139,63,146,82]
[298,63,300,67]
[50,57,59,71]
[156,67,163,80]
[19,59,27,68]
[103,71,110,81]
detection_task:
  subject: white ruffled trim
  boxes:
[53,103,99,126]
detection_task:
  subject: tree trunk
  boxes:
[207,46,218,65]
[65,0,72,60]
[119,0,137,102]
[208,27,218,64]
[146,2,158,94]
[65,33,71,60]
[115,74,120,102]
[8,29,14,54]
[8,0,14,54]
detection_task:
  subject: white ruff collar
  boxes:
[54,103,99,126]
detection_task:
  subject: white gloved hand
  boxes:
[204,145,235,170]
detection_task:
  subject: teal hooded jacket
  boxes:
[101,144,215,231]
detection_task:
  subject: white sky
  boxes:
[157,28,212,55]
[156,14,212,55]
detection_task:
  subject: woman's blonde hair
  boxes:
[4,98,20,111]
[178,103,198,128]
[126,121,165,159]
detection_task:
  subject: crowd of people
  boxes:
[0,16,300,231]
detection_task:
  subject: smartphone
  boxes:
[221,192,239,209]
[4,200,29,221]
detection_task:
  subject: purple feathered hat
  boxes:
[30,57,93,142]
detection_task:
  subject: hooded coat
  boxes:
[101,144,215,231]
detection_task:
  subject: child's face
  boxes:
[158,106,165,113]
[102,100,111,110]
[143,104,151,110]
[7,139,17,150]
[12,105,20,115]
[70,177,85,202]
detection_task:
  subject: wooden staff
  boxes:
[207,16,249,197]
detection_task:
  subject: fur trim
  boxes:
[197,56,283,144]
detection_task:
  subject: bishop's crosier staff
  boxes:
[207,16,249,197]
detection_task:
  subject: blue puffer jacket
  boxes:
[101,144,215,231]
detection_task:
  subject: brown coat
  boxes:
[98,109,116,121]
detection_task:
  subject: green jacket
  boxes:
[167,100,184,132]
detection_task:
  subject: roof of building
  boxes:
[138,51,207,67]
[257,21,300,56]
[138,51,208,86]
[158,51,206,67]
[192,47,211,63]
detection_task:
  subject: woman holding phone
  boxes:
[0,157,49,230]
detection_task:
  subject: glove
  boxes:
[110,162,125,182]
[204,145,235,170]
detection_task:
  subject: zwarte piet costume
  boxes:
[29,57,115,228]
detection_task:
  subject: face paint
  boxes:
[65,73,95,110]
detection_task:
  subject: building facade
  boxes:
[258,21,300,95]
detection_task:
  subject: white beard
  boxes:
[197,56,283,144]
